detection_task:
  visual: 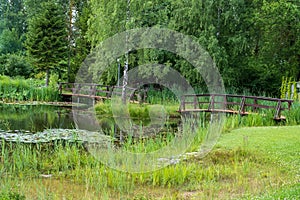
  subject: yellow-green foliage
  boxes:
[287,77,292,98]
[280,76,299,101]
[293,82,298,101]
[94,102,180,119]
[280,76,287,99]
[94,102,112,116]
[128,104,150,119]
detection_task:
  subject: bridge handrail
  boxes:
[58,82,139,100]
[182,93,293,103]
[179,93,293,119]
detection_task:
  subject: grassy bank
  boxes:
[0,126,299,199]
[0,76,60,102]
[93,101,300,132]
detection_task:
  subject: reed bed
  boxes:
[0,76,60,102]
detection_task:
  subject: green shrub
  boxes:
[0,192,25,200]
[0,54,33,78]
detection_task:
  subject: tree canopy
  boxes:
[86,0,300,95]
[0,0,299,95]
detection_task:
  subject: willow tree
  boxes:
[86,0,300,95]
[255,0,300,84]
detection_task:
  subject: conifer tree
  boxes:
[25,0,68,86]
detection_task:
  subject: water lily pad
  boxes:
[0,128,114,144]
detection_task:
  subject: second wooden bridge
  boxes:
[179,94,293,120]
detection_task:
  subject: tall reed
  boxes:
[0,76,60,102]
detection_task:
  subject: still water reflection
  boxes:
[0,104,75,132]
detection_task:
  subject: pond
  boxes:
[0,103,120,144]
[0,104,83,143]
[0,104,75,132]
[0,103,180,144]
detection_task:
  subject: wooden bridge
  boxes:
[179,94,293,120]
[58,82,145,102]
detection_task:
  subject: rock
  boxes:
[40,174,53,178]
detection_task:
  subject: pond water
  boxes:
[0,104,75,132]
[0,103,179,144]
[0,104,84,143]
[0,104,116,143]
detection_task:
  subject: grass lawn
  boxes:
[217,126,300,167]
[215,126,300,200]
[0,126,299,199]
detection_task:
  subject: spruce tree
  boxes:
[25,0,68,86]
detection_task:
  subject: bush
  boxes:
[0,54,33,78]
[0,192,25,200]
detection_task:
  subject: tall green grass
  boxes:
[1,126,299,199]
[283,102,300,125]
[220,101,300,132]
[145,87,179,104]
[0,76,60,102]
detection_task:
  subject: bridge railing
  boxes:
[179,94,293,120]
[58,82,139,101]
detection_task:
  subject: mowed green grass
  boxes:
[217,126,300,168]
[216,126,300,200]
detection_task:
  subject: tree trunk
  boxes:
[46,68,50,86]
[122,62,128,104]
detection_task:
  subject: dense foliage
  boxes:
[0,0,299,95]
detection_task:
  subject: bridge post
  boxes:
[58,83,62,94]
[106,86,110,99]
[288,101,292,110]
[253,98,258,112]
[180,96,185,112]
[239,96,246,115]
[208,94,215,111]
[89,84,96,96]
[193,95,197,109]
[274,100,282,119]
[223,95,227,110]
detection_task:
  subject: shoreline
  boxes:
[0,101,86,107]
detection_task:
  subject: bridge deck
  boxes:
[180,108,247,114]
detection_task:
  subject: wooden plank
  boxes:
[179,108,250,115]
